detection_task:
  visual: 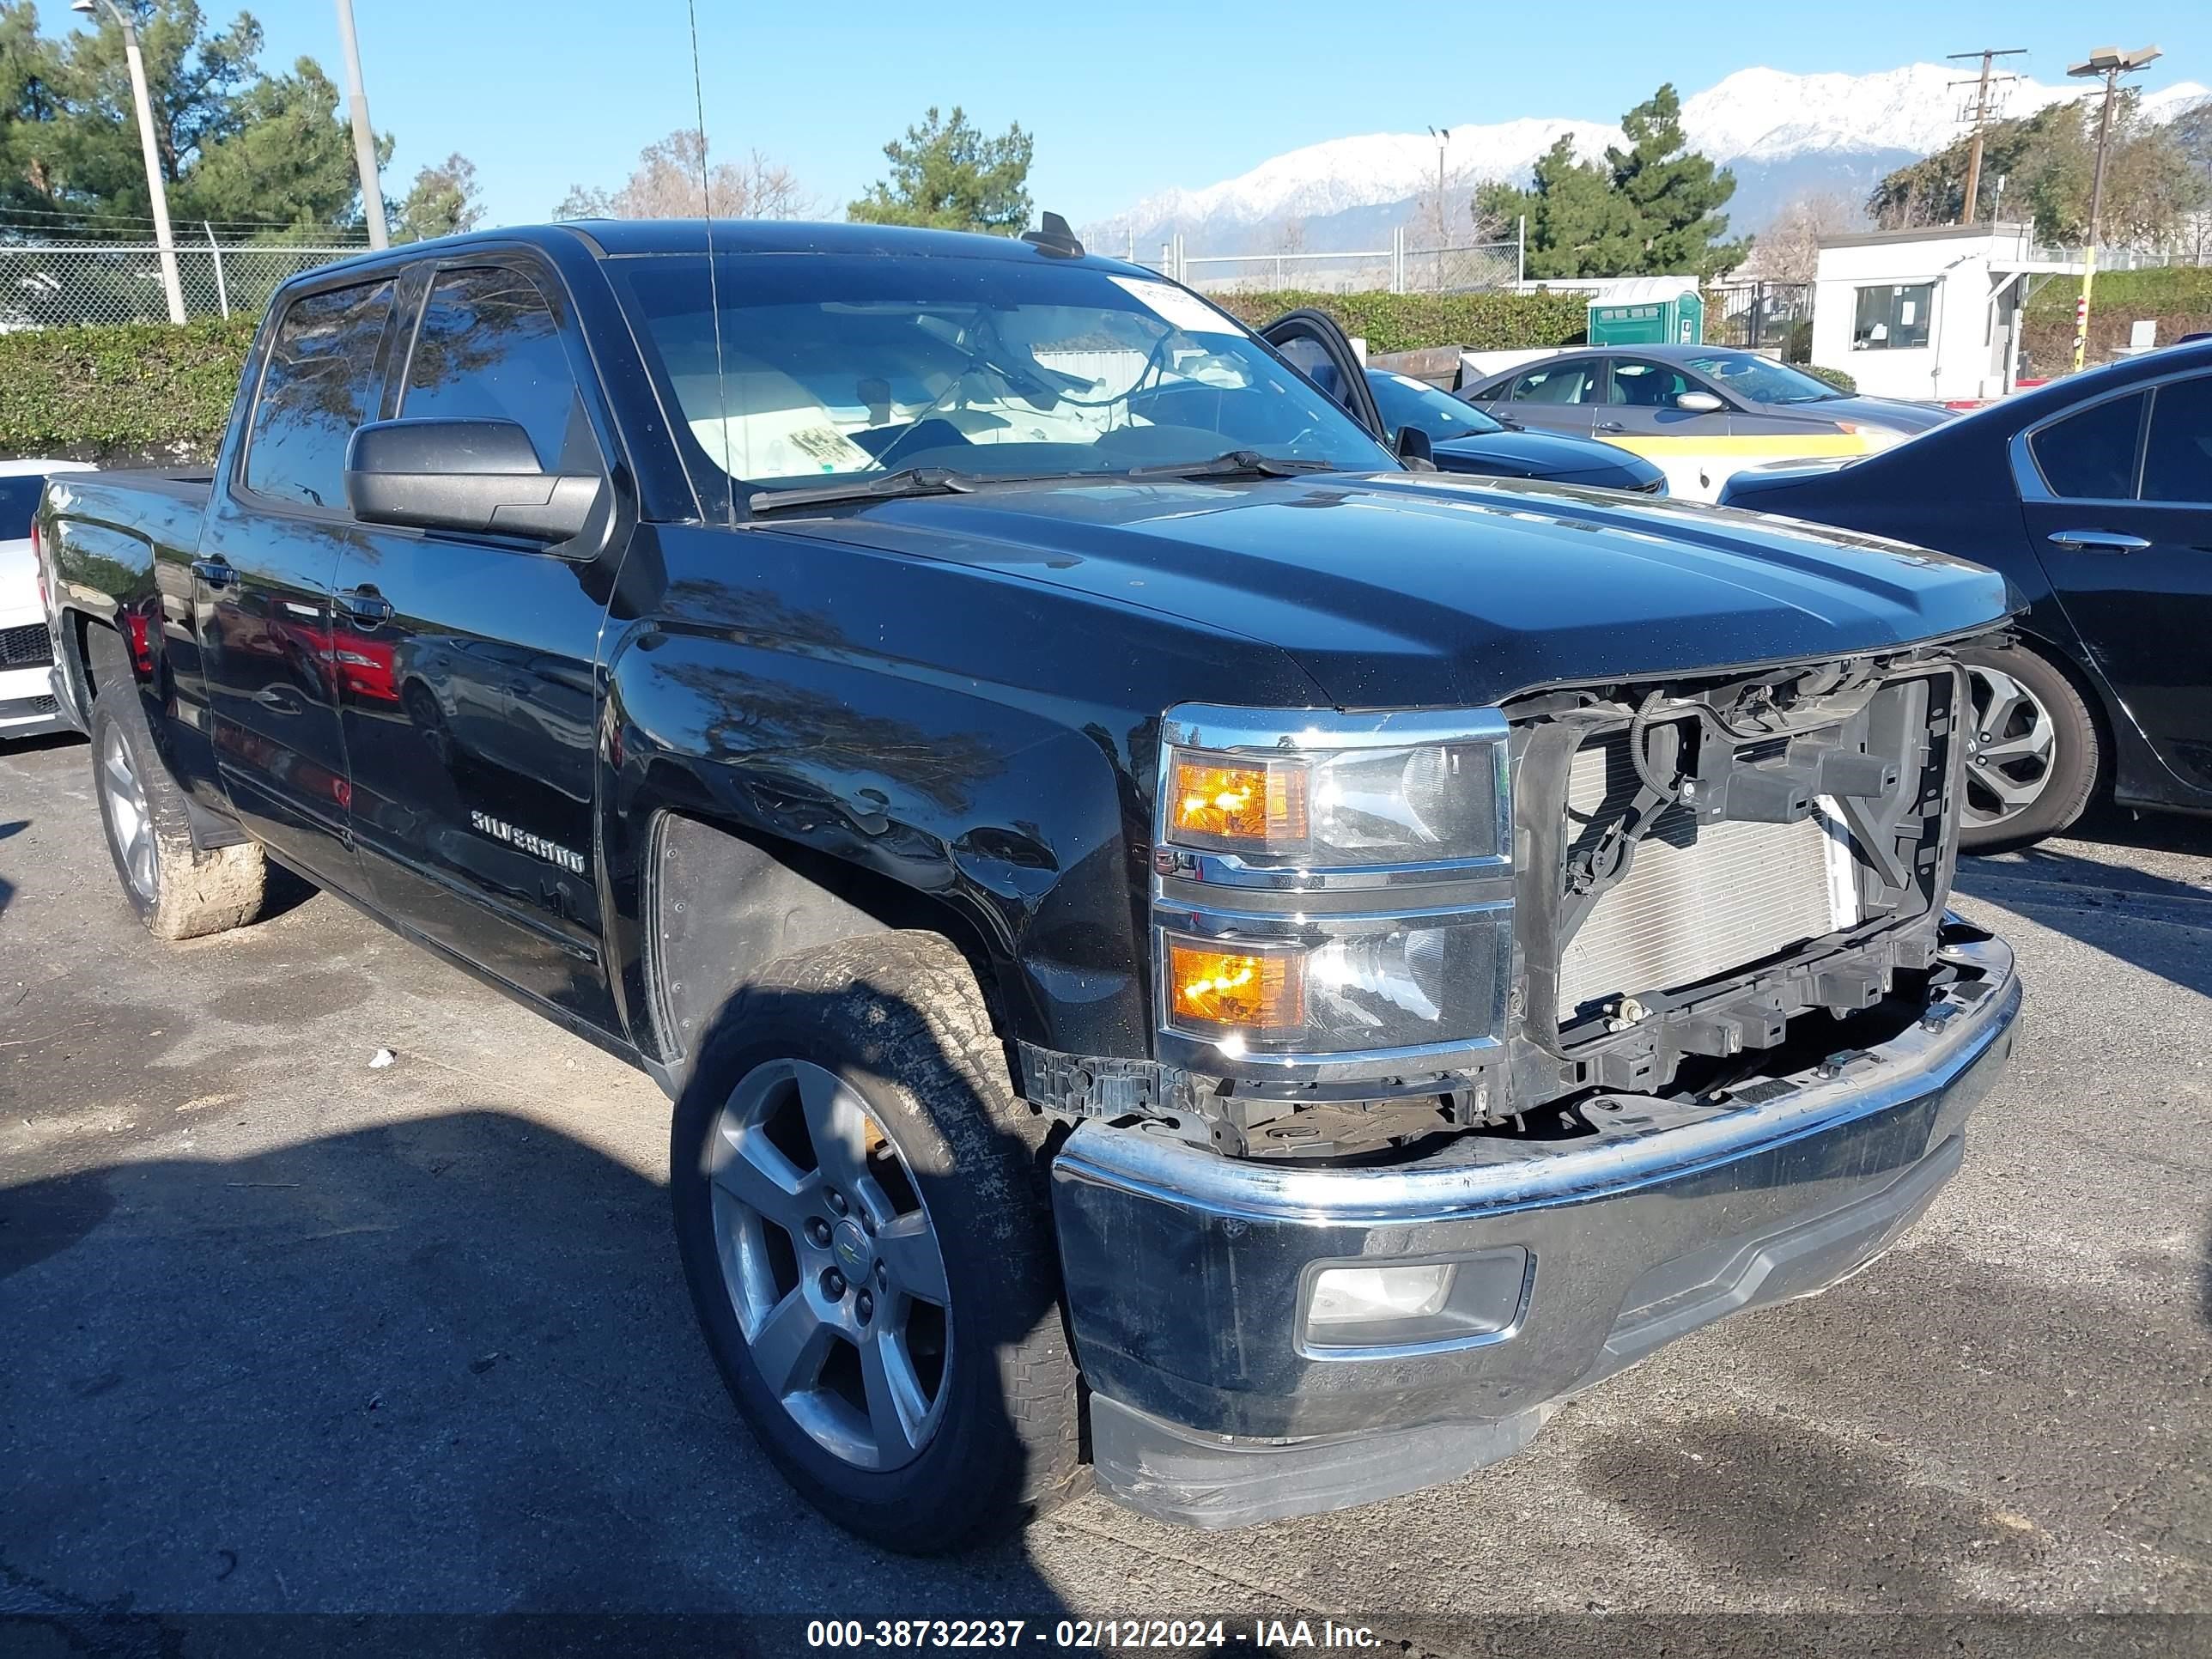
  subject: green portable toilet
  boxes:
[1587,277,1704,347]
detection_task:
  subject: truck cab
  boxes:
[38,221,2021,1548]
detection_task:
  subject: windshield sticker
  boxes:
[1108,276,1243,337]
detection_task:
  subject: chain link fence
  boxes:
[0,241,369,330]
[1147,227,1525,296]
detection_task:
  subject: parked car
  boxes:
[1,459,94,739]
[1364,368,1666,492]
[1722,337,2212,850]
[1459,345,1952,501]
[38,220,2020,1551]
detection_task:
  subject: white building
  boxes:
[1809,222,2086,404]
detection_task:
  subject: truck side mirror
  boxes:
[345,418,605,544]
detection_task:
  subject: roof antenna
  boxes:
[1022,211,1085,258]
[685,0,734,525]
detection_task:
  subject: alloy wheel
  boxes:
[707,1058,952,1471]
[1961,664,2058,831]
[99,725,160,904]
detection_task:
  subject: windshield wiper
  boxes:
[749,466,984,514]
[1122,449,1341,483]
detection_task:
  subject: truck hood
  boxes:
[763,471,2012,708]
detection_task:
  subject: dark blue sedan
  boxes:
[1364,369,1667,494]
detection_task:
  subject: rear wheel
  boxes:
[89,677,269,939]
[1955,644,2100,853]
[670,932,1081,1553]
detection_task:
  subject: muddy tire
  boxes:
[671,931,1082,1553]
[88,676,269,940]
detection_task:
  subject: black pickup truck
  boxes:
[36,220,2022,1551]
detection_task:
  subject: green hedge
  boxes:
[0,318,256,456]
[1215,289,1589,354]
[2021,264,2212,317]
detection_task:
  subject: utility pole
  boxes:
[1426,126,1449,292]
[333,0,389,248]
[70,0,184,324]
[1946,48,2025,224]
[2068,45,2161,373]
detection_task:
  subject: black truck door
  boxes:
[1259,309,1388,440]
[331,258,625,1030]
[197,274,399,890]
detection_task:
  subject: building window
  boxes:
[1851,283,1933,351]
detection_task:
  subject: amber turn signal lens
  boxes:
[1169,752,1307,848]
[1164,937,1305,1034]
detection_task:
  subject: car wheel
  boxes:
[1955,644,2100,853]
[88,675,270,939]
[670,931,1082,1553]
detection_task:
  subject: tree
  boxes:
[392,152,482,243]
[1603,85,1745,276]
[555,130,809,221]
[1869,94,2206,246]
[1478,86,1743,278]
[846,106,1031,234]
[0,1,387,240]
[1746,191,1862,282]
[1478,133,1641,280]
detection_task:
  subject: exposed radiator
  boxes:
[1557,730,1858,1023]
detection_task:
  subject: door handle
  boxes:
[337,587,394,625]
[2046,528,2151,552]
[190,557,238,589]
[1595,420,1626,433]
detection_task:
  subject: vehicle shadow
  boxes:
[0,992,1082,1632]
[1954,810,2212,1001]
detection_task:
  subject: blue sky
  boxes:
[39,1,2212,228]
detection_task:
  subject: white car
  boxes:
[1,459,94,739]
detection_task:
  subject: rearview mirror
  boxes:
[1675,391,1725,413]
[345,418,604,544]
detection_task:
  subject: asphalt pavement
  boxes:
[3,730,2208,1650]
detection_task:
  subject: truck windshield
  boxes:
[611,252,1396,505]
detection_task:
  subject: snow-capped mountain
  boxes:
[1083,63,2210,257]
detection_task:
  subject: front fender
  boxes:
[599,624,1149,1068]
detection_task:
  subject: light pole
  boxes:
[332,0,389,249]
[71,0,185,324]
[2067,44,2161,373]
[1425,125,1450,292]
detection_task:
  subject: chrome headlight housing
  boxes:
[1152,704,1514,1075]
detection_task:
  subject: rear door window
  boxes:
[400,266,592,471]
[1508,360,1598,404]
[2030,392,2145,501]
[2140,376,2212,505]
[242,278,398,511]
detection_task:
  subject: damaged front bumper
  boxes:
[1049,927,2020,1529]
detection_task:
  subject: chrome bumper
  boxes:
[1050,928,2021,1528]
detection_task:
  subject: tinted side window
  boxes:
[243,279,396,510]
[0,475,46,539]
[1273,335,1348,407]
[2142,376,2212,505]
[2031,392,2145,501]
[401,266,589,469]
[1510,361,1596,404]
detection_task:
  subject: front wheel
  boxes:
[670,932,1082,1553]
[1955,644,2100,853]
